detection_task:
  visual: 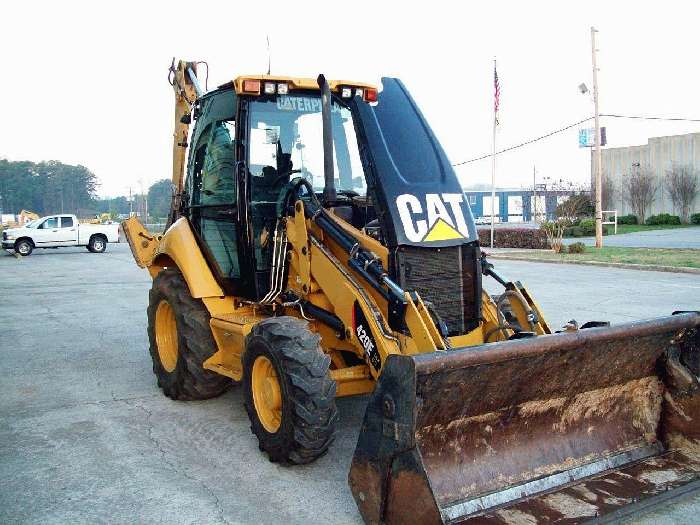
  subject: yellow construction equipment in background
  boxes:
[123,59,700,524]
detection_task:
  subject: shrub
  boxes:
[563,225,585,238]
[540,221,566,252]
[690,213,700,225]
[477,228,548,249]
[578,218,596,236]
[568,242,586,254]
[574,218,611,236]
[646,213,681,225]
[617,214,638,225]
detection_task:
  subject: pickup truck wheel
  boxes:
[243,317,338,464]
[88,235,107,253]
[147,268,231,400]
[15,239,33,256]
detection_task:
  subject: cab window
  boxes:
[39,217,58,229]
[192,121,236,206]
[60,216,74,228]
[190,120,240,280]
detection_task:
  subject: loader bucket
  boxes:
[349,312,700,524]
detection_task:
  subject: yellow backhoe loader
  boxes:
[123,60,700,524]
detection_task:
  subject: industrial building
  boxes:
[593,132,700,216]
[463,189,579,223]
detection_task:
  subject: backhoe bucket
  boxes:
[349,313,700,524]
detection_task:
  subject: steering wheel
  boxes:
[272,168,301,186]
[276,177,321,217]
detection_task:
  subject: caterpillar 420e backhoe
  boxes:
[123,60,700,524]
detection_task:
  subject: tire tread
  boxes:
[243,317,337,465]
[147,269,231,400]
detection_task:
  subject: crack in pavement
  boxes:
[4,393,163,418]
[127,399,231,525]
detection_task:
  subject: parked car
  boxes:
[1,214,120,256]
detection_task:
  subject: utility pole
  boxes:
[490,58,498,248]
[532,165,536,223]
[591,26,603,248]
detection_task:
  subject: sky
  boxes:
[2,0,699,198]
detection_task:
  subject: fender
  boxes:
[123,216,223,299]
[153,218,223,298]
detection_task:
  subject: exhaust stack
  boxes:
[317,74,336,204]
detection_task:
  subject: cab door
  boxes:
[188,119,242,292]
[32,216,60,247]
[56,216,78,244]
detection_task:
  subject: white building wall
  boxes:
[593,132,700,217]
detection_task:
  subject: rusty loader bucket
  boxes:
[349,312,700,524]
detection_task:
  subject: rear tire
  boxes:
[147,268,231,400]
[15,239,33,256]
[88,235,107,253]
[243,317,337,464]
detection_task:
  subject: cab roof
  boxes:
[232,75,376,94]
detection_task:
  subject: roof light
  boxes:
[364,88,378,102]
[243,79,261,94]
[341,87,352,98]
[264,82,276,94]
[355,88,364,99]
[277,83,288,94]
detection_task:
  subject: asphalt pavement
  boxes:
[563,226,700,249]
[1,243,699,524]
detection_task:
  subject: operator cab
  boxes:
[183,77,381,301]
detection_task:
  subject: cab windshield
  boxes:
[247,93,368,275]
[248,94,366,196]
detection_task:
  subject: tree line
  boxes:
[0,159,99,216]
[1,159,172,220]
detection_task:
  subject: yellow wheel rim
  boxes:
[155,300,178,373]
[252,355,282,433]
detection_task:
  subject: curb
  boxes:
[489,254,700,275]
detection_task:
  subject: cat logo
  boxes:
[396,193,470,243]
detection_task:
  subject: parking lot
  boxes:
[1,243,699,524]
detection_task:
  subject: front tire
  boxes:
[15,239,33,256]
[243,317,337,464]
[88,235,107,253]
[147,269,231,400]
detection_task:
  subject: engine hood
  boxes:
[350,78,477,248]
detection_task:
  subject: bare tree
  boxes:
[620,164,657,224]
[591,172,613,211]
[594,172,615,211]
[665,164,699,223]
[541,193,592,253]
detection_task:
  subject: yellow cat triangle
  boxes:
[422,218,464,242]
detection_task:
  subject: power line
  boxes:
[601,113,700,123]
[452,117,594,166]
[451,113,700,167]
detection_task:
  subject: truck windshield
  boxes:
[248,94,366,196]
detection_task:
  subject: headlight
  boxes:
[4,234,15,240]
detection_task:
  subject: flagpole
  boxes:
[490,59,497,249]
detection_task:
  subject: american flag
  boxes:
[494,64,500,125]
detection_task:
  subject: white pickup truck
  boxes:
[2,214,120,256]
